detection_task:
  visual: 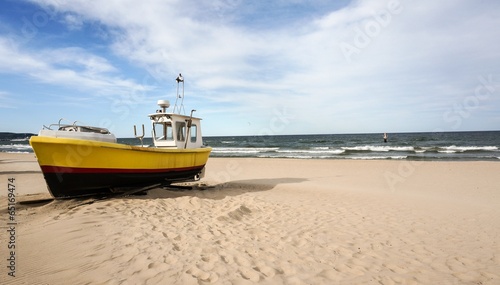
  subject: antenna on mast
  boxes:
[173,73,185,114]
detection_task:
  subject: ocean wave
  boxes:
[205,132,500,161]
[211,147,279,154]
[341,146,415,152]
[438,150,457,154]
[11,138,29,142]
[276,149,345,155]
[350,156,407,160]
[258,155,314,159]
[439,145,498,153]
[0,144,33,153]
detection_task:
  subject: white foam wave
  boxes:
[440,145,498,152]
[258,155,314,159]
[212,147,279,154]
[277,149,345,155]
[0,144,33,150]
[350,156,407,160]
[208,142,499,160]
[438,150,456,154]
[342,146,414,152]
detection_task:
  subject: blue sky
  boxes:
[1,0,499,137]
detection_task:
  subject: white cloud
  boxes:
[62,13,84,30]
[0,37,152,97]
[8,0,500,135]
[41,47,117,74]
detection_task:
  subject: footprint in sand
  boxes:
[278,262,297,276]
[186,265,218,283]
[234,254,252,267]
[254,262,276,278]
[239,267,260,282]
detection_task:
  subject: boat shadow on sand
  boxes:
[148,177,308,200]
[12,177,307,211]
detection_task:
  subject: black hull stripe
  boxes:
[41,165,203,174]
[41,166,205,198]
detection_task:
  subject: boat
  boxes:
[29,74,212,198]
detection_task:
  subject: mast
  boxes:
[173,73,185,114]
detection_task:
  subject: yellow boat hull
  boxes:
[29,136,211,198]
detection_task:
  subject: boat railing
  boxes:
[42,118,111,134]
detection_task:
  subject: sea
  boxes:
[2,131,500,161]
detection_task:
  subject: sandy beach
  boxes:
[1,152,499,284]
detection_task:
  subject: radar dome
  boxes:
[157,100,170,108]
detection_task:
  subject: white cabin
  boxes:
[149,101,205,149]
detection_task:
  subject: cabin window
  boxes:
[176,121,186,141]
[154,122,173,141]
[190,124,197,143]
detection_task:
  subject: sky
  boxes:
[0,0,499,137]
